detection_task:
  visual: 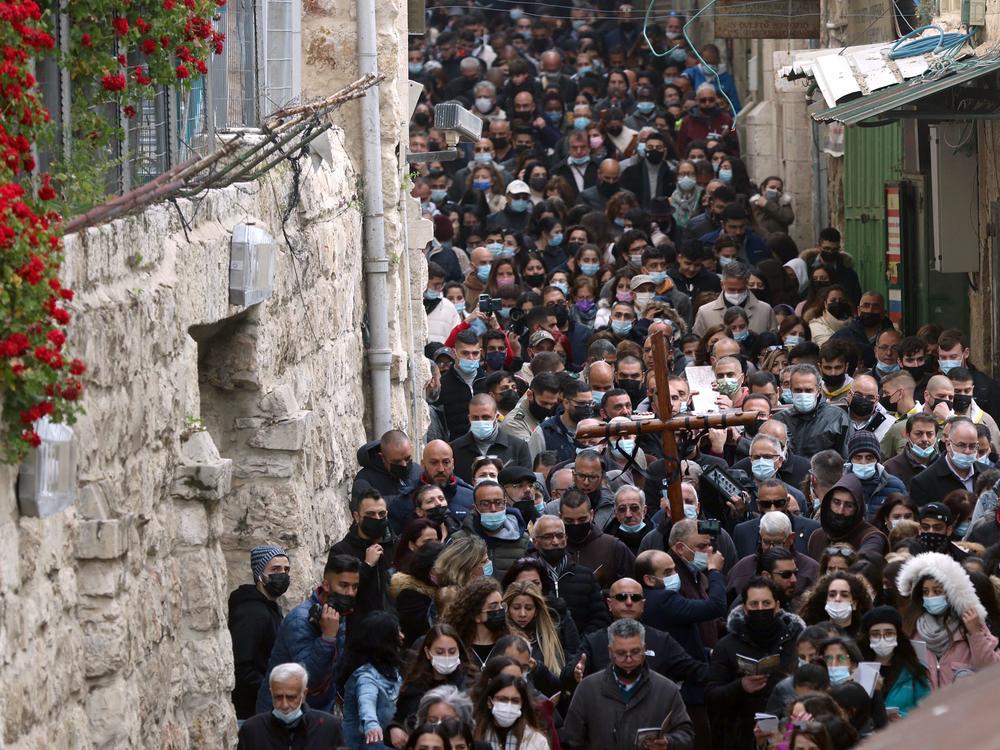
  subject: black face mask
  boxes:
[918,531,948,552]
[492,137,509,151]
[931,397,954,412]
[328,592,356,615]
[879,394,896,413]
[529,177,547,192]
[413,112,431,128]
[597,180,619,197]
[849,394,875,417]
[607,125,623,136]
[565,523,591,544]
[953,394,973,412]
[827,300,852,321]
[540,546,566,566]
[823,372,847,390]
[263,572,290,598]
[484,608,508,632]
[858,312,882,328]
[486,351,506,371]
[569,403,594,422]
[745,608,780,640]
[524,272,546,288]
[498,389,520,411]
[425,505,450,524]
[620,379,646,407]
[904,364,927,382]
[566,241,584,255]
[820,250,839,264]
[528,398,553,422]
[645,150,664,165]
[613,663,644,681]
[360,517,388,540]
[388,461,413,480]
[514,499,537,522]
[827,512,855,536]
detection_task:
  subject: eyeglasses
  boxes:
[477,499,506,511]
[573,472,602,482]
[825,546,855,557]
[951,441,977,452]
[757,499,787,510]
[772,569,798,579]
[616,504,643,514]
[535,532,566,542]
[611,592,645,602]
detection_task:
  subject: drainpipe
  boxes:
[358,0,391,437]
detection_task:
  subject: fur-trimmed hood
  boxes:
[389,572,436,601]
[800,246,856,269]
[896,552,987,622]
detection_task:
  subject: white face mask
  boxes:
[869,637,897,658]
[825,600,853,623]
[491,702,522,728]
[430,654,461,675]
[723,291,747,306]
[635,292,654,310]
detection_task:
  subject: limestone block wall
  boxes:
[0,130,388,748]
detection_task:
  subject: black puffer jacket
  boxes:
[773,397,850,458]
[350,440,421,507]
[544,556,611,636]
[228,584,283,719]
[328,523,397,622]
[705,607,804,750]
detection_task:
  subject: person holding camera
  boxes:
[255,553,360,714]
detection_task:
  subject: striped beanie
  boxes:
[250,544,287,580]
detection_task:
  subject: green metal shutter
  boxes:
[843,123,903,300]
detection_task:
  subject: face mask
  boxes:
[430,188,448,204]
[825,601,853,623]
[634,292,654,309]
[328,592,356,615]
[918,531,948,552]
[566,523,591,545]
[424,289,443,301]
[876,362,901,375]
[635,142,647,158]
[425,505,450,525]
[826,300,852,321]
[827,512,855,536]
[613,438,636,456]
[783,335,803,348]
[491,702,522,728]
[472,179,492,192]
[718,168,733,183]
[452,300,466,316]
[619,519,645,534]
[923,595,949,616]
[723,292,747,307]
[780,388,793,404]
[955,521,970,537]
[764,188,780,201]
[486,242,504,258]
[360,517,388,540]
[528,399,553,422]
[662,572,682,591]
[552,281,569,295]
[682,503,698,519]
[612,320,633,337]
[475,97,493,113]
[852,462,877,480]
[951,450,976,470]
[716,377,740,395]
[858,312,882,327]
[828,666,851,685]
[648,270,667,285]
[431,654,461,675]
[580,262,600,276]
[823,372,846,390]
[849,394,875,417]
[476,265,491,283]
[953,394,973,413]
[569,402,593,423]
[389,460,413,480]
[523,273,545,288]
[492,137,509,151]
[677,175,696,191]
[589,136,604,150]
[569,155,591,166]
[408,61,425,76]
[792,392,817,413]
[636,101,655,114]
[479,510,506,531]
[540,546,565,566]
[751,458,776,481]
[939,358,963,374]
[457,358,480,376]
[263,572,290,598]
[272,706,303,725]
[487,350,508,370]
[590,388,606,406]
[684,546,708,571]
[574,117,591,130]
[909,441,935,459]
[870,637,897,658]
[733,329,749,343]
[509,198,530,213]
[528,176,548,193]
[470,419,497,441]
[746,608,780,638]
[598,181,619,197]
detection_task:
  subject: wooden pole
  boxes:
[650,331,684,522]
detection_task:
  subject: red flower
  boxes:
[52,307,70,324]
[38,174,56,201]
[123,105,137,118]
[48,353,64,370]
[21,430,41,447]
[102,73,126,91]
[47,329,65,348]
[175,63,189,79]
[112,17,129,36]
[81,33,92,47]
[141,37,157,54]
[69,358,86,376]
[136,17,151,34]
[215,0,227,5]
[117,54,127,65]
[160,35,171,48]
[195,59,207,75]
[163,0,176,8]
[59,288,74,301]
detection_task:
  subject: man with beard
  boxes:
[806,474,888,559]
[705,577,804,749]
[614,355,646,409]
[392,440,474,533]
[328,490,396,622]
[449,394,531,483]
[564,618,695,750]
[561,486,634,587]
[676,83,738,154]
[350,429,420,510]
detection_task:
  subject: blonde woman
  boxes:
[502,581,565,674]
[432,535,489,614]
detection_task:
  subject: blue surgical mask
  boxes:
[535,501,546,515]
[545,110,564,124]
[509,198,530,213]
[784,335,802,347]
[483,559,494,576]
[852,462,877,480]
[690,550,708,571]
[473,179,491,191]
[976,455,994,467]
[569,155,591,166]
[479,511,506,531]
[828,666,851,685]
[457,358,479,375]
[733,330,749,343]
[574,116,591,130]
[620,520,645,534]
[677,175,696,191]
[498,246,515,258]
[951,450,976,470]
[792,392,817,413]
[612,320,633,336]
[910,442,935,459]
[636,101,655,114]
[486,242,504,257]
[591,389,607,406]
[474,153,493,164]
[938,359,963,374]
[718,168,733,183]
[408,62,424,76]
[751,458,776,481]
[549,232,564,246]
[956,521,970,537]
[613,217,626,227]
[470,419,497,440]
[424,289,442,301]
[780,388,793,404]
[662,573,681,591]
[614,439,636,456]
[683,503,698,519]
[552,281,569,295]
[648,270,667,284]
[453,302,466,316]
[476,265,492,283]
[876,362,901,375]
[636,142,647,157]
[580,262,600,276]
[272,706,304,725]
[923,595,949,615]
[430,188,447,203]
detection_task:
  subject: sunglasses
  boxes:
[611,593,645,602]
[757,499,787,510]
[825,546,855,557]
[773,569,798,579]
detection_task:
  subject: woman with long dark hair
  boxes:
[442,577,509,670]
[472,673,550,750]
[396,623,472,727]
[857,606,929,717]
[341,611,404,750]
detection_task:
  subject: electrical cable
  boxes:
[889,23,971,58]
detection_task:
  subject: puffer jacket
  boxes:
[351,440,421,508]
[449,511,529,581]
[341,664,402,750]
[774,396,850,458]
[806,474,888,560]
[536,553,610,635]
[844,464,908,520]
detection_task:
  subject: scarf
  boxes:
[670,186,701,227]
[916,612,957,658]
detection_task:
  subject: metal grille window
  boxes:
[262,0,300,117]
[212,0,260,129]
[126,84,172,189]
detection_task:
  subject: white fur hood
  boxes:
[896,552,986,622]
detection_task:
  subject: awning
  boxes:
[812,59,1000,125]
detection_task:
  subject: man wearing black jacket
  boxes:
[229,545,290,719]
[328,489,396,624]
[349,430,420,509]
[238,662,343,749]
[440,330,485,440]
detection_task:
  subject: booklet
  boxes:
[737,653,782,676]
[636,728,663,747]
[685,365,718,414]
[754,713,779,735]
[852,662,881,697]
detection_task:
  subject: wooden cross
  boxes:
[576,330,760,522]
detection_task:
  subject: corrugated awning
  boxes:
[812,59,1000,124]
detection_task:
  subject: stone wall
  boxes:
[0,127,413,748]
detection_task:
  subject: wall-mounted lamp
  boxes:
[230,221,276,306]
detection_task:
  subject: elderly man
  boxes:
[238,663,342,749]
[773,364,850,457]
[392,440,474,532]
[727,511,820,602]
[910,416,987,507]
[676,81,736,153]
[692,261,776,336]
[563,577,708,693]
[576,158,622,212]
[564,619,696,750]
[449,394,531,483]
[604,484,653,555]
[531,515,609,634]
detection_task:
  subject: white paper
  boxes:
[852,662,881,697]
[754,713,779,734]
[684,365,718,414]
[911,639,928,666]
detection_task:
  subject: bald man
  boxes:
[391,439,474,532]
[562,577,708,691]
[881,374,954,458]
[587,361,615,404]
[577,158,622,212]
[846,373,894,443]
[351,429,420,509]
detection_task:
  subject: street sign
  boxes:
[715,0,820,39]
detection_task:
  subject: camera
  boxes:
[479,293,502,314]
[308,601,324,629]
[698,519,721,537]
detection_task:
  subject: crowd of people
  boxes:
[230,2,1000,749]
